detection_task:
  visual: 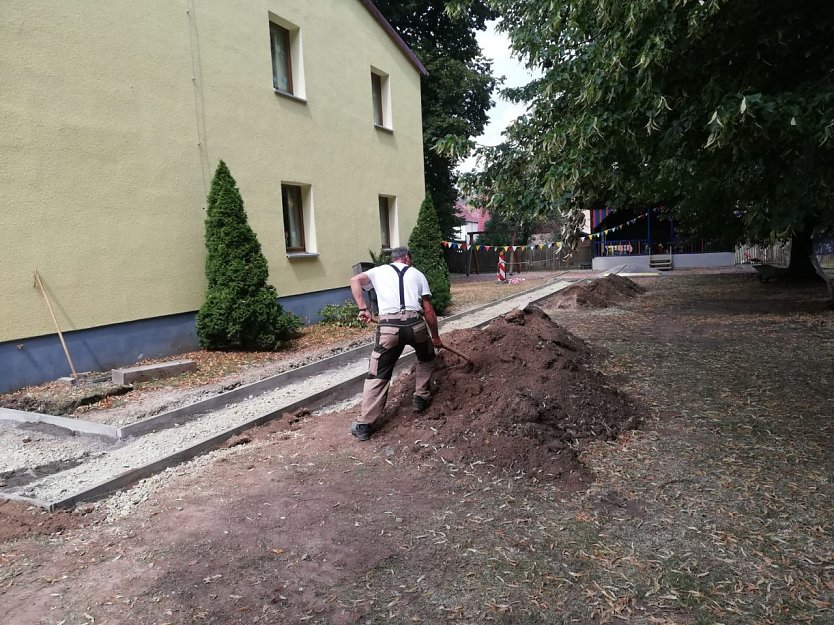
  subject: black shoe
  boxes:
[350,422,373,441]
[412,396,430,413]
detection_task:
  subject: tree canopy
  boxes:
[374,0,497,238]
[444,0,834,274]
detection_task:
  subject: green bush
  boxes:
[368,248,389,266]
[196,161,302,350]
[318,300,364,328]
[408,194,451,314]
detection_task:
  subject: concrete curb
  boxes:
[0,407,120,439]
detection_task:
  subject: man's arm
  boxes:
[350,273,373,324]
[421,296,443,348]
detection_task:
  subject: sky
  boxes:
[457,20,541,173]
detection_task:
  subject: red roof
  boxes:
[455,202,490,231]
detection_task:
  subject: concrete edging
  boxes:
[0,407,120,439]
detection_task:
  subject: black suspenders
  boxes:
[390,264,410,312]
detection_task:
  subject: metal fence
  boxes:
[592,239,729,257]
[734,243,791,266]
[443,245,586,275]
[444,240,831,273]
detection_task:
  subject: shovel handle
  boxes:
[367,315,472,364]
[439,344,473,364]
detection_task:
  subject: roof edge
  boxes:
[358,0,428,76]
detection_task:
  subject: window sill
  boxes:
[274,89,307,104]
[286,251,319,260]
[374,123,394,134]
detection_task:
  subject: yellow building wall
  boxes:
[0,0,425,342]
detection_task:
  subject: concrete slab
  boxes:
[0,407,119,439]
[112,360,197,385]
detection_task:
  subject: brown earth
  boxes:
[1,270,832,625]
[0,499,90,543]
[542,274,645,309]
[377,305,642,482]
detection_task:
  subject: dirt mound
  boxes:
[542,274,645,309]
[380,305,643,482]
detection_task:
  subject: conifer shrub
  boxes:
[408,194,451,314]
[196,161,302,350]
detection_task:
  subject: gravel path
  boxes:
[2,278,576,505]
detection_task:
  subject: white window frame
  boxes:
[378,194,398,249]
[269,14,306,100]
[370,67,392,130]
[282,182,316,257]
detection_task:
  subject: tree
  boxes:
[196,161,301,350]
[409,194,452,314]
[374,0,497,238]
[445,0,834,278]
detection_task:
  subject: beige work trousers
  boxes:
[358,317,435,425]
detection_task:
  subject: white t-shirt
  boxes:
[364,263,431,314]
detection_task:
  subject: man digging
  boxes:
[349,246,443,441]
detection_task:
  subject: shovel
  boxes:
[439,343,473,364]
[368,315,473,364]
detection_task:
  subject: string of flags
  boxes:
[441,241,565,252]
[443,206,665,249]
[579,211,650,241]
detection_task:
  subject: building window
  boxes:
[378,195,398,249]
[282,184,306,252]
[371,69,391,129]
[270,23,292,93]
[379,196,391,249]
[270,17,305,98]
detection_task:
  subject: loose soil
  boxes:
[379,304,643,482]
[1,269,832,625]
[541,273,646,309]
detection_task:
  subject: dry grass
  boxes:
[327,273,833,624]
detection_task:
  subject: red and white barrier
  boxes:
[497,250,507,282]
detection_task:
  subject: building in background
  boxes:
[454,202,490,242]
[0,0,426,392]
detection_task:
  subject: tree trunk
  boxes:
[787,230,823,282]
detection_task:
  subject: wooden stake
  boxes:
[33,270,78,379]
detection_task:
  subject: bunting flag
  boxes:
[440,241,565,250]
[441,206,662,245]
